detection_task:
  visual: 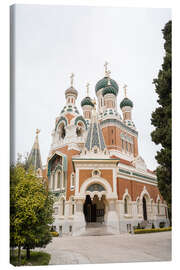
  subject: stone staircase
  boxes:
[80,223,115,236]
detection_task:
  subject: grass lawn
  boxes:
[10,249,51,266]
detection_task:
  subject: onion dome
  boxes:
[102,85,118,97]
[120,97,133,109]
[81,96,94,107]
[95,77,119,94]
[65,86,78,98]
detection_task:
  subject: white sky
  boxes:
[13,4,171,170]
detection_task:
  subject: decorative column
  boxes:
[72,196,86,236]
[106,197,119,233]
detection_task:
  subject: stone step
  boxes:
[80,223,116,236]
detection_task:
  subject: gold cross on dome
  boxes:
[36,128,40,135]
[86,82,90,96]
[107,70,111,85]
[104,61,108,76]
[123,84,128,97]
[70,73,74,87]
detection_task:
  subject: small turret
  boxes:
[120,84,133,121]
[65,73,78,106]
[81,83,94,120]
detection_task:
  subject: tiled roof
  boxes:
[85,119,106,152]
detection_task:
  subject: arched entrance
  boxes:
[83,195,105,223]
[143,197,147,221]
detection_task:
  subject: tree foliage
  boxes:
[151,21,172,214]
[10,164,54,263]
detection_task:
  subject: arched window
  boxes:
[57,171,61,189]
[76,122,84,137]
[137,198,140,214]
[122,139,124,150]
[71,173,75,189]
[59,123,66,140]
[126,141,128,152]
[124,197,128,214]
[157,200,160,215]
[143,197,147,220]
[62,199,65,216]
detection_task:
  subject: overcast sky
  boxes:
[13,4,171,170]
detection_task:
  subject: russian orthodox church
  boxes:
[29,63,169,236]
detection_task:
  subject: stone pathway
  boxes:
[36,231,171,265]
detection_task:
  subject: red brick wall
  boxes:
[117,177,162,201]
[102,126,138,157]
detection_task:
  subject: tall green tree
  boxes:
[10,164,54,264]
[151,21,172,219]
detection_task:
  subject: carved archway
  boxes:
[80,176,112,196]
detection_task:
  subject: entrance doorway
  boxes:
[83,195,105,223]
[143,197,147,221]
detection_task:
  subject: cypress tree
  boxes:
[151,20,172,220]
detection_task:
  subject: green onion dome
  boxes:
[81,96,94,107]
[102,85,118,97]
[120,97,133,109]
[95,77,119,94]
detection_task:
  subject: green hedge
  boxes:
[51,231,59,237]
[134,227,172,234]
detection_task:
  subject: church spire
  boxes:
[27,129,42,171]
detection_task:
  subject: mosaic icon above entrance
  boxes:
[86,183,105,192]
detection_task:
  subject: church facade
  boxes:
[30,63,169,236]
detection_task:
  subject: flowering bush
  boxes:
[134,227,172,234]
[51,231,59,237]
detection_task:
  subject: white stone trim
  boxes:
[113,168,117,195]
[117,173,157,186]
[75,168,79,196]
[122,188,132,201]
[140,186,151,202]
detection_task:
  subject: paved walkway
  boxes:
[37,230,171,265]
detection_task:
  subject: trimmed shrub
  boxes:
[51,231,59,237]
[134,227,171,234]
